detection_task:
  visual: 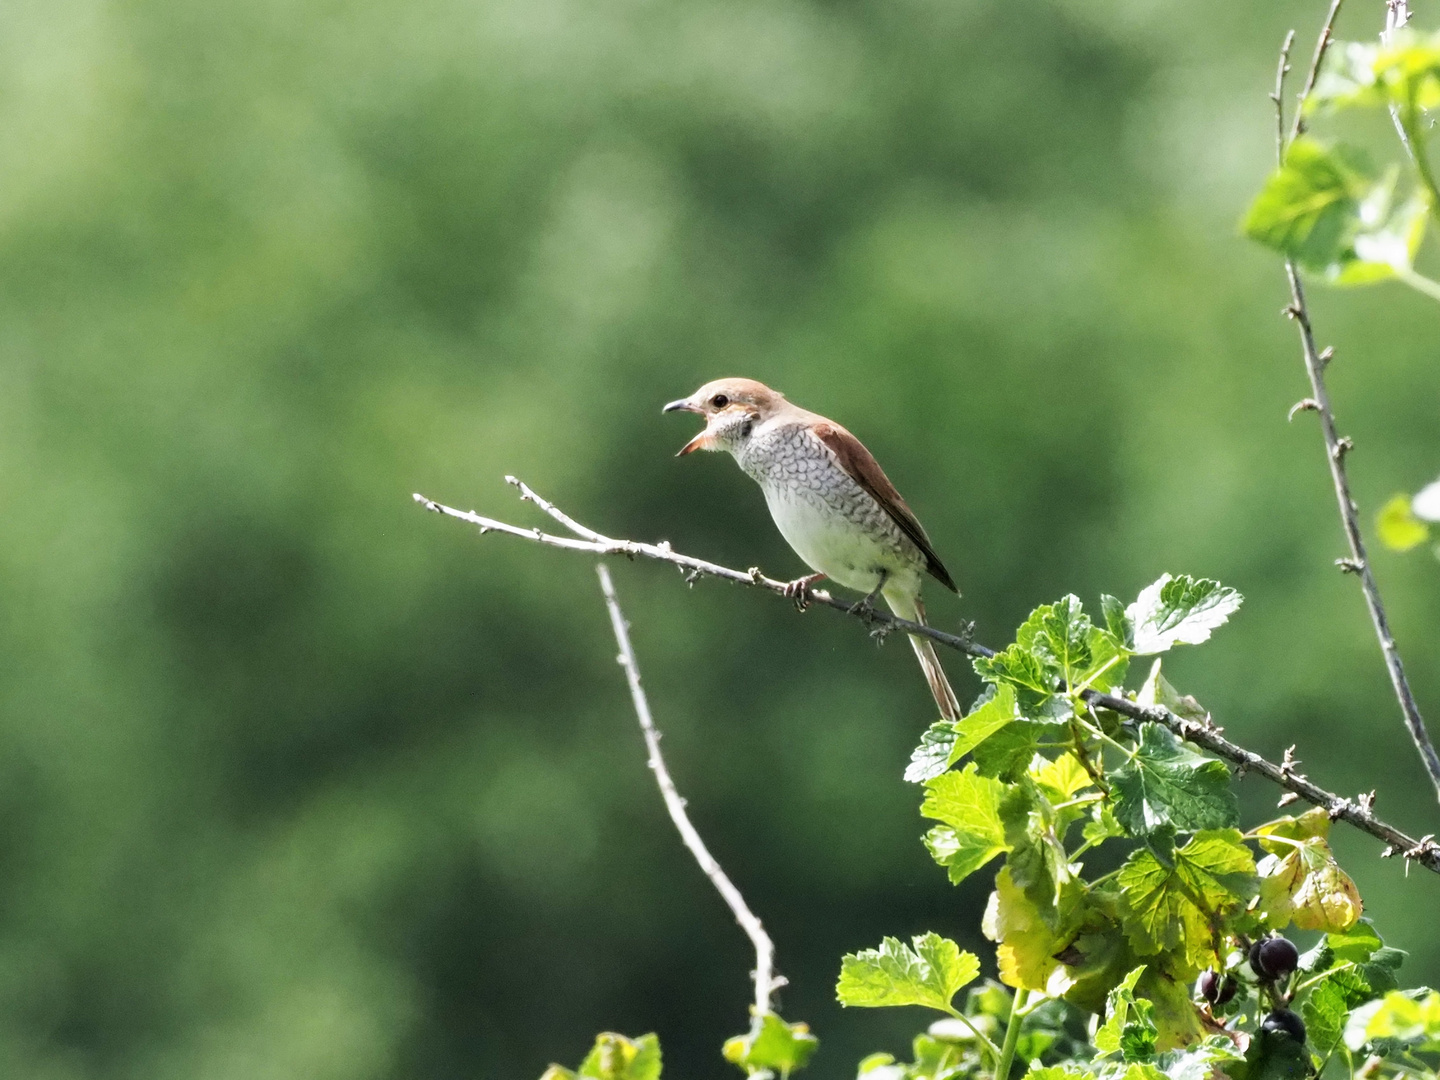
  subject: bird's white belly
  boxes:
[762,485,915,595]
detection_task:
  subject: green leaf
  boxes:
[555,1033,662,1080]
[1354,990,1440,1050]
[1101,594,1134,651]
[949,683,1021,762]
[984,864,1065,992]
[1110,723,1238,837]
[837,933,980,1013]
[1082,803,1125,848]
[1094,966,1156,1061]
[1243,138,1371,271]
[906,722,960,784]
[1303,966,1373,1052]
[1309,41,1393,112]
[722,1013,819,1077]
[1332,173,1429,286]
[1013,596,1128,693]
[1326,919,1385,964]
[921,764,1011,883]
[906,684,1024,784]
[973,721,1044,781]
[1136,660,1209,724]
[1243,137,1431,287]
[1125,575,1243,655]
[1377,494,1430,552]
[973,644,1066,720]
[1155,1036,1246,1080]
[1117,829,1256,975]
[1309,34,1440,115]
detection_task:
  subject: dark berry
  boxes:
[1262,1009,1307,1043]
[1198,970,1220,1002]
[1258,937,1300,980]
[1215,976,1238,1005]
[1249,939,1269,979]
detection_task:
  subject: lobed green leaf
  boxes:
[1125,575,1242,655]
[837,933,980,1014]
[921,764,1011,883]
[723,1013,819,1077]
[1110,724,1238,838]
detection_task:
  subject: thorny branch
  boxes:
[1274,4,1440,804]
[413,482,1440,875]
[597,562,782,1017]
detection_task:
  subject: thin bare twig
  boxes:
[1273,5,1440,805]
[1272,31,1296,167]
[413,484,1440,874]
[411,492,981,656]
[1290,0,1344,144]
[596,563,781,1017]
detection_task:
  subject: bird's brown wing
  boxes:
[812,421,958,593]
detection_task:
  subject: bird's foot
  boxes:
[782,573,826,612]
[847,575,887,622]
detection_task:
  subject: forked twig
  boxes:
[596,563,781,1016]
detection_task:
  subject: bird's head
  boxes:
[662,378,786,456]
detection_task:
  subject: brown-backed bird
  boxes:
[664,378,961,720]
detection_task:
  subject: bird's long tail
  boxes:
[885,590,961,721]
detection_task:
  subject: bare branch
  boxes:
[1273,29,1296,167]
[412,491,985,658]
[596,563,781,1017]
[1290,0,1344,144]
[1270,1,1440,805]
[414,484,1440,874]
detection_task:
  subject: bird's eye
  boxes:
[711,394,729,408]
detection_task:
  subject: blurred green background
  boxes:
[3,0,1439,1076]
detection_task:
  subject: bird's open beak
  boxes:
[675,429,714,457]
[664,397,710,455]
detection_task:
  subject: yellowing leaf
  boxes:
[1255,808,1362,932]
[1378,494,1430,552]
[1257,844,1363,932]
[986,866,1064,993]
[1117,830,1257,976]
[1033,753,1094,802]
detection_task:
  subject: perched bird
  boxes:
[664,378,961,720]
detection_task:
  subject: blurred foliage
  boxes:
[1,0,1439,1078]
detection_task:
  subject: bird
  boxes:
[663,377,961,721]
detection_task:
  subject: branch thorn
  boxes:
[1336,557,1365,574]
[1288,398,1320,421]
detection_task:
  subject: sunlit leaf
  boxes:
[1377,494,1431,551]
[553,1033,662,1080]
[1094,966,1155,1060]
[1110,724,1238,837]
[1117,830,1256,975]
[1125,575,1242,655]
[1255,809,1362,933]
[921,764,1011,883]
[837,933,980,1013]
[723,1013,819,1076]
[1243,138,1372,272]
[983,865,1064,993]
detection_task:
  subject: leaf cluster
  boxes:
[1243,30,1440,300]
[545,579,1437,1080]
